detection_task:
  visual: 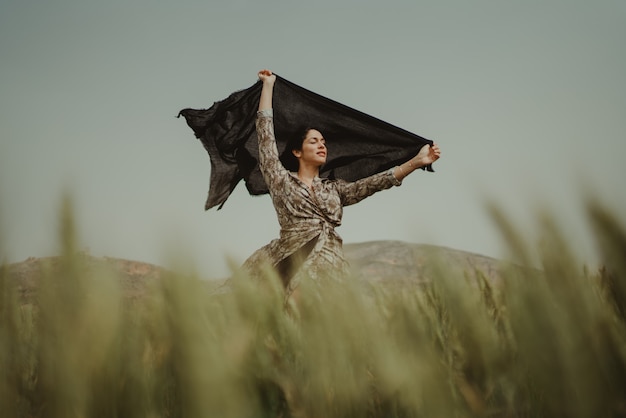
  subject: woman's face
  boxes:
[294,129,327,166]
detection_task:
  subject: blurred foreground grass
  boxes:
[1,198,626,417]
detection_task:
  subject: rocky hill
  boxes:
[4,241,508,303]
[345,241,506,287]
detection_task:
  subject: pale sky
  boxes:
[1,0,625,279]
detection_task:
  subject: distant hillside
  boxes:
[5,241,508,303]
[345,241,506,287]
[5,254,167,304]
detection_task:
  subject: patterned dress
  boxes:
[242,109,403,295]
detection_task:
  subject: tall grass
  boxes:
[1,197,626,417]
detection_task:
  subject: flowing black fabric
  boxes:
[178,74,434,210]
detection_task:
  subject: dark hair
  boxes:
[280,127,316,171]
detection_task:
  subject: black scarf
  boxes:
[178,74,434,210]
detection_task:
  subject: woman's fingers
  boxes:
[258,69,276,84]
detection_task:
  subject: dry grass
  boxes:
[1,196,626,417]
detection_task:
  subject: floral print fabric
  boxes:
[242,109,402,295]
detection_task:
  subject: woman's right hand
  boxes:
[258,69,276,85]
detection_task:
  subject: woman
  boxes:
[242,69,441,300]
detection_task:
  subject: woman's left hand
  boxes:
[415,143,441,167]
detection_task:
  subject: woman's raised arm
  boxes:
[255,69,289,190]
[258,69,276,111]
[392,143,441,182]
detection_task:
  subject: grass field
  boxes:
[1,199,626,417]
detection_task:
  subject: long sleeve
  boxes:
[256,109,289,192]
[336,168,402,207]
